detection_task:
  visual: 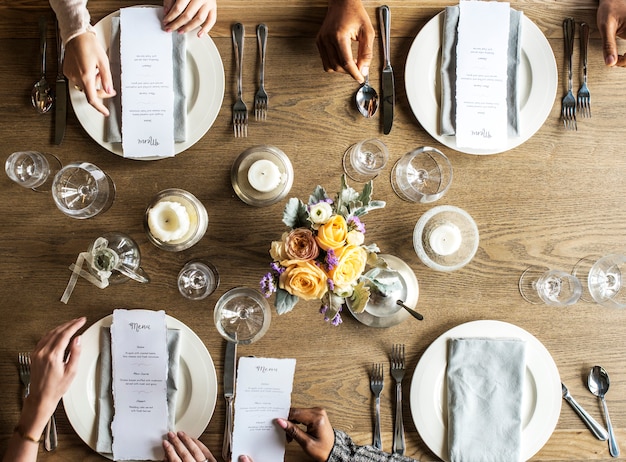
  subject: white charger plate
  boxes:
[63,314,217,459]
[405,11,557,155]
[69,6,225,160]
[409,320,561,461]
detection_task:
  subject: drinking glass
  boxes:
[88,232,150,284]
[214,287,271,344]
[391,146,452,203]
[573,254,626,308]
[5,151,61,192]
[342,139,389,182]
[51,162,115,219]
[519,265,582,306]
[178,260,219,300]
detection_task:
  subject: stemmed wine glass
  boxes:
[573,254,626,308]
[214,287,271,344]
[519,265,582,306]
[178,260,219,300]
[391,146,452,203]
[342,139,389,182]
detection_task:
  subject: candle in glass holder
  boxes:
[428,223,462,256]
[147,200,191,242]
[247,159,281,192]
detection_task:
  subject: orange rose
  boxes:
[279,261,328,300]
[285,228,319,261]
[315,215,347,251]
[329,244,367,287]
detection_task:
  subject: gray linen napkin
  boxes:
[447,337,526,462]
[440,6,523,137]
[95,326,181,455]
[105,16,187,144]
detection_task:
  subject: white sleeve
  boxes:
[48,0,95,45]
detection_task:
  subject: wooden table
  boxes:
[1,0,625,460]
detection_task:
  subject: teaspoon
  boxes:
[588,366,620,457]
[355,74,379,118]
[31,17,54,114]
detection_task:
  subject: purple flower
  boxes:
[270,262,285,274]
[331,312,343,326]
[348,216,366,234]
[327,279,335,291]
[319,305,329,321]
[325,248,339,271]
[260,272,277,298]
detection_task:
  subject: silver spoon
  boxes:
[588,366,620,457]
[396,300,424,321]
[355,74,378,118]
[31,16,54,114]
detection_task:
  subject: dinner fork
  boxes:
[18,352,31,398]
[232,23,248,137]
[390,344,406,455]
[254,24,268,121]
[562,17,577,130]
[577,22,591,118]
[369,363,384,450]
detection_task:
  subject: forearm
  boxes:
[48,0,94,45]
[328,430,418,462]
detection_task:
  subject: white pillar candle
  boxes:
[247,159,281,192]
[147,200,191,242]
[429,223,462,256]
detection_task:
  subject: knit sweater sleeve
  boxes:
[48,0,94,45]
[327,430,418,462]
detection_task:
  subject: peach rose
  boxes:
[269,232,289,261]
[329,244,367,287]
[279,261,328,300]
[285,228,319,261]
[315,215,347,251]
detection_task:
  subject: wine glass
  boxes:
[51,162,115,219]
[573,254,626,308]
[214,287,271,344]
[88,232,150,284]
[178,260,219,300]
[342,139,389,182]
[5,151,61,192]
[391,146,452,203]
[519,265,582,306]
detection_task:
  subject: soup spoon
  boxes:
[355,75,378,118]
[31,17,54,114]
[587,366,620,457]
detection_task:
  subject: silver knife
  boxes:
[44,413,57,451]
[222,340,237,462]
[54,20,66,145]
[562,382,608,440]
[379,5,394,135]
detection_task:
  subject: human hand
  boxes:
[597,0,626,66]
[163,0,217,37]
[276,407,335,462]
[163,431,217,462]
[316,0,375,83]
[64,32,116,116]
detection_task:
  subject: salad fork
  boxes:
[561,17,577,130]
[254,24,268,121]
[369,363,384,450]
[232,23,248,137]
[577,22,591,118]
[390,344,406,455]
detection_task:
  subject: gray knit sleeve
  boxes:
[327,430,418,462]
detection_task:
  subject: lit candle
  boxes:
[429,223,462,256]
[247,159,282,192]
[147,200,191,242]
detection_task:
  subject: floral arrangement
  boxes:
[260,175,386,325]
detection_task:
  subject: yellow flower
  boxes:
[285,228,319,261]
[269,232,289,261]
[329,244,368,287]
[316,215,347,251]
[279,261,328,301]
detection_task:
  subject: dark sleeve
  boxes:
[327,430,418,462]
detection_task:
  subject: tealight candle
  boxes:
[147,200,192,242]
[428,223,462,256]
[247,159,282,192]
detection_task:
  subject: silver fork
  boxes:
[232,23,248,137]
[390,344,406,455]
[369,363,384,450]
[562,17,577,130]
[254,24,268,121]
[577,22,591,118]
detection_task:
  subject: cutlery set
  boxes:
[561,17,592,131]
[369,344,406,454]
[232,23,269,138]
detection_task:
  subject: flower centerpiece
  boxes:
[260,175,386,325]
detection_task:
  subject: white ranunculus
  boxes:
[309,202,333,224]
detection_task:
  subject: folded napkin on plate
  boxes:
[95,327,181,454]
[440,6,523,137]
[105,16,187,144]
[447,337,526,462]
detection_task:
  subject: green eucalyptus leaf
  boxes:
[283,198,309,229]
[309,185,329,205]
[275,288,299,315]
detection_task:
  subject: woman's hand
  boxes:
[163,0,217,37]
[597,0,626,66]
[276,407,335,462]
[163,431,216,462]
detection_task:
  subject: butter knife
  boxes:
[379,5,394,135]
[54,19,66,145]
[562,382,608,440]
[44,413,57,451]
[222,340,237,462]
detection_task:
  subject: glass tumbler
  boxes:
[391,146,452,203]
[51,162,115,218]
[178,260,220,300]
[342,139,389,182]
[519,266,582,306]
[5,151,61,191]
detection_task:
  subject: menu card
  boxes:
[232,357,297,462]
[120,7,175,158]
[110,309,169,460]
[455,0,510,150]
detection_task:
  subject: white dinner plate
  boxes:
[63,313,217,458]
[405,11,557,155]
[409,320,561,461]
[69,7,225,160]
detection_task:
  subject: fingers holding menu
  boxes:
[276,407,335,462]
[163,431,216,462]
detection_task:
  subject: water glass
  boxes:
[342,139,389,182]
[519,266,582,306]
[178,260,219,300]
[573,254,626,308]
[5,151,61,191]
[51,162,115,219]
[214,287,271,344]
[391,146,452,203]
